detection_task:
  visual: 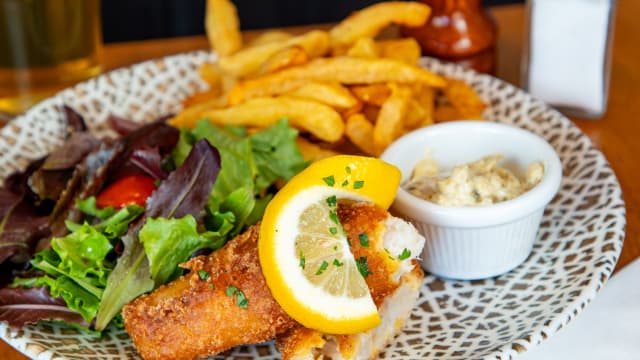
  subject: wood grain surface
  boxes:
[2,2,638,359]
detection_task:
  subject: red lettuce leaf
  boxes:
[62,105,87,132]
[107,113,173,137]
[0,188,50,264]
[0,286,88,330]
[130,148,168,180]
[145,139,221,220]
[95,139,221,329]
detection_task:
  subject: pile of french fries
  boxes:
[169,0,486,158]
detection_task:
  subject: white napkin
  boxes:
[520,258,640,360]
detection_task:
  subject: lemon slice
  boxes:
[259,155,401,334]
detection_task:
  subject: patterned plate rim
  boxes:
[0,51,626,360]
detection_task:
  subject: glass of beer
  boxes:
[0,0,102,115]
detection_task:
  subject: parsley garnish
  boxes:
[299,251,306,269]
[398,248,411,260]
[345,166,351,173]
[353,180,364,189]
[226,285,238,297]
[226,285,249,309]
[326,195,337,207]
[236,291,249,309]
[341,179,349,187]
[323,175,335,186]
[208,283,215,289]
[356,256,373,278]
[329,227,338,235]
[329,210,339,224]
[359,233,369,247]
[198,269,211,281]
[316,260,329,275]
[333,259,343,267]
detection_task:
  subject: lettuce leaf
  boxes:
[249,119,307,192]
[4,201,144,330]
[96,139,221,330]
[139,216,226,287]
[174,119,307,238]
[27,224,113,323]
[0,286,89,330]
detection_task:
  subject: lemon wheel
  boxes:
[259,155,401,334]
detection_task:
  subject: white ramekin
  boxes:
[381,121,563,280]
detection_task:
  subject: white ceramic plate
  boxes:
[0,52,625,360]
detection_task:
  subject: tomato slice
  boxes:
[96,175,157,209]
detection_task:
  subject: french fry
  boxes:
[205,0,242,56]
[258,45,309,75]
[444,78,486,114]
[376,38,422,65]
[405,98,428,129]
[373,84,412,151]
[228,57,446,104]
[172,96,344,142]
[340,100,364,120]
[287,82,358,109]
[329,2,431,49]
[182,89,221,108]
[362,104,380,123]
[350,84,391,106]
[345,113,378,156]
[295,137,339,161]
[169,96,229,128]
[346,37,379,59]
[199,62,223,90]
[218,30,330,78]
[247,30,293,47]
[413,84,435,126]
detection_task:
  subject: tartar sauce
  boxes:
[404,154,544,207]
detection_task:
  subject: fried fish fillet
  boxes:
[123,202,424,360]
[277,202,425,360]
[122,225,297,360]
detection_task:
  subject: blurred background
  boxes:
[102,0,523,42]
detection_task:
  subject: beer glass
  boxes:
[0,0,102,115]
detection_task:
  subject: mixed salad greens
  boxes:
[0,107,307,333]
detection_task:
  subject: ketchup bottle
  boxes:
[402,0,497,74]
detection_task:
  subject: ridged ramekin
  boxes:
[381,121,562,280]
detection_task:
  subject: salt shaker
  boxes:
[522,0,616,119]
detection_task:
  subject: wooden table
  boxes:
[2,2,638,359]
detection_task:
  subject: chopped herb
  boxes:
[345,166,351,174]
[347,239,352,247]
[236,290,249,309]
[359,233,369,247]
[316,260,329,275]
[329,210,340,224]
[226,285,249,309]
[341,179,349,187]
[384,248,395,260]
[333,259,343,267]
[197,269,211,281]
[323,175,335,186]
[329,227,338,235]
[333,245,338,251]
[472,189,481,201]
[208,283,215,289]
[326,195,337,207]
[356,256,373,278]
[299,251,306,269]
[226,285,238,297]
[398,248,411,260]
[353,180,364,189]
